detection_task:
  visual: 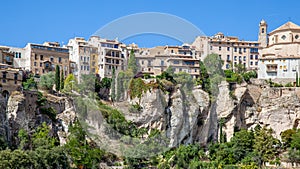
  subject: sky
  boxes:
[1,0,300,48]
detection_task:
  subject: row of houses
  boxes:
[0,20,299,95]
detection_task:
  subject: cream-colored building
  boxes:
[136,45,200,78]
[258,21,300,83]
[90,36,127,78]
[193,32,260,70]
[67,37,99,81]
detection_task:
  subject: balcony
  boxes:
[266,64,278,73]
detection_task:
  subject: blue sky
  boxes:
[1,0,299,48]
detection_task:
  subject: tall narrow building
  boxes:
[258,19,268,48]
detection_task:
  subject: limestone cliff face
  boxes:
[5,91,76,146]
[116,86,210,147]
[216,80,300,141]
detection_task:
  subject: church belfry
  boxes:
[258,19,268,47]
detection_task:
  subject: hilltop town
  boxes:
[2,20,300,168]
[1,20,299,95]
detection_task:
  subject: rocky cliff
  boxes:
[3,80,300,150]
[3,91,76,146]
[217,80,300,141]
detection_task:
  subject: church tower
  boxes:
[258,19,268,47]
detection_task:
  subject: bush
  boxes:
[129,102,143,114]
[285,82,294,87]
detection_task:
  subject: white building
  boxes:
[258,21,300,83]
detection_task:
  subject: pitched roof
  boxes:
[270,22,300,34]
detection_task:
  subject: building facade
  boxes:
[136,45,200,78]
[258,21,300,83]
[0,47,14,66]
[24,42,70,77]
[193,32,260,70]
[0,64,23,95]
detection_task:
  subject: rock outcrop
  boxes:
[216,80,300,141]
[4,91,76,146]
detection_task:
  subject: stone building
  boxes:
[257,21,300,83]
[136,44,200,78]
[192,32,260,70]
[0,47,14,66]
[0,64,23,96]
[22,42,70,77]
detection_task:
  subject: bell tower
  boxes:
[258,19,268,48]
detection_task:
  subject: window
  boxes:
[81,65,83,70]
[142,61,144,65]
[239,56,242,61]
[50,57,54,62]
[87,66,90,71]
[234,56,237,61]
[227,47,230,51]
[173,60,180,64]
[171,49,174,53]
[227,55,230,61]
[14,73,18,80]
[81,56,83,61]
[255,55,258,59]
[40,63,42,67]
[255,62,258,65]
[244,48,246,52]
[234,47,237,52]
[262,28,265,33]
[250,55,253,59]
[92,62,95,66]
[34,54,37,60]
[281,35,286,40]
[219,46,221,51]
[34,62,37,66]
[59,57,62,63]
[87,57,90,61]
[243,63,246,67]
[243,56,246,61]
[40,55,43,60]
[250,61,253,65]
[226,64,230,69]
[296,35,299,39]
[210,46,212,50]
[2,73,6,83]
[161,60,164,66]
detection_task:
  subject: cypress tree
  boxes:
[296,72,299,87]
[111,67,116,101]
[60,71,64,90]
[128,49,138,75]
[55,65,60,91]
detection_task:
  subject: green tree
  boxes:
[128,49,138,75]
[296,72,299,87]
[197,60,211,93]
[60,71,64,90]
[281,129,296,149]
[253,127,280,167]
[22,76,37,90]
[63,73,77,92]
[18,129,29,150]
[231,129,255,162]
[111,67,116,101]
[38,72,55,91]
[203,54,225,97]
[55,65,60,92]
[65,120,104,168]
